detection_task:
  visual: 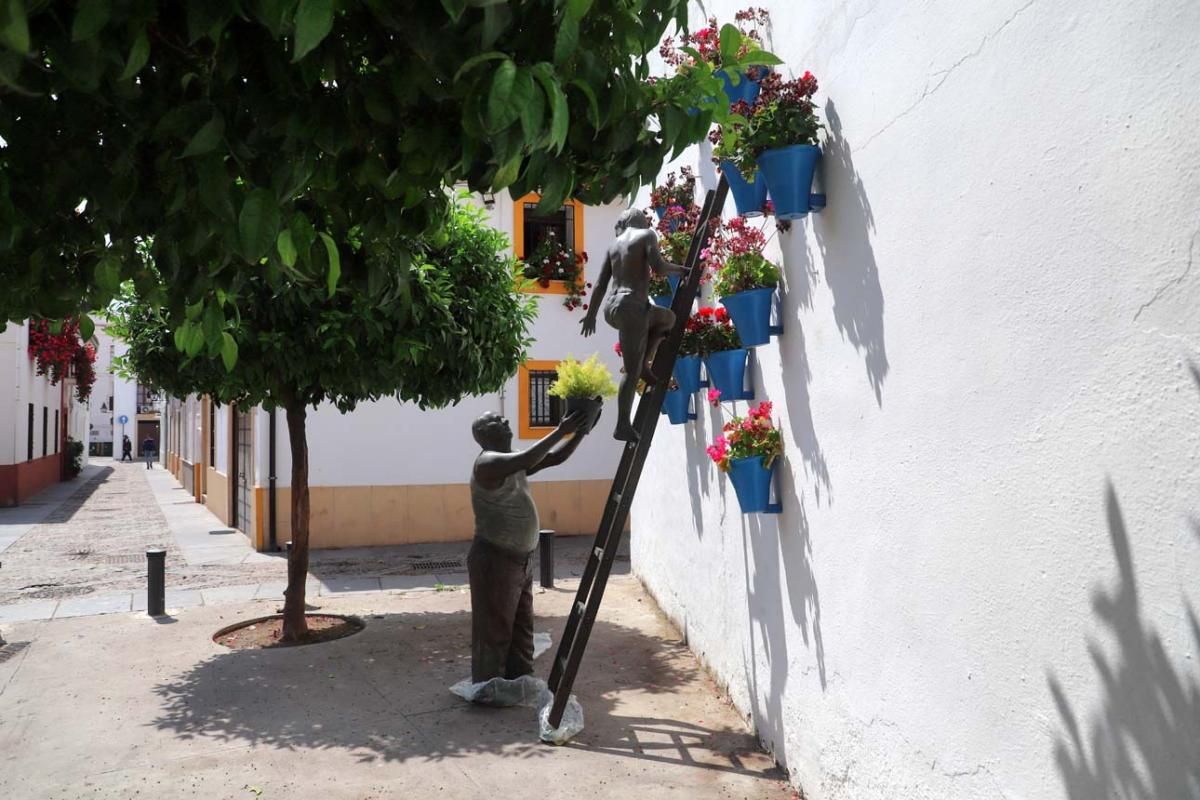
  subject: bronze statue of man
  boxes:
[467,409,586,684]
[580,208,686,442]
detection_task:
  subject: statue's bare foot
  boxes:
[614,423,640,443]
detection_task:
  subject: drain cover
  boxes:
[410,559,463,573]
[98,554,147,565]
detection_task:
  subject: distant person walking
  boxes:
[120,435,133,462]
[142,436,156,469]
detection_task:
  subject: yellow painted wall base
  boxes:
[205,468,231,526]
[193,463,202,502]
[263,479,617,551]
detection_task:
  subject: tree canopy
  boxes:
[0,1,774,338]
[111,197,535,411]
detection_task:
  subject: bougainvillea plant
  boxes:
[712,70,822,180]
[650,167,698,210]
[27,318,96,402]
[706,400,782,471]
[687,306,741,355]
[659,8,773,73]
[72,342,97,403]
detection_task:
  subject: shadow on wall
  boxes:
[739,478,827,759]
[814,100,889,405]
[774,229,832,503]
[1046,482,1200,799]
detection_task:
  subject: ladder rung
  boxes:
[593,546,603,559]
[610,492,622,504]
[574,600,586,617]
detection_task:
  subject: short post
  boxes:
[539,529,555,589]
[146,548,166,617]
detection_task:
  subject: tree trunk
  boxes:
[281,401,310,642]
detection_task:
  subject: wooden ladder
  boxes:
[546,177,730,727]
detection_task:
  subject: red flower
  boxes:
[698,307,714,318]
[715,307,729,322]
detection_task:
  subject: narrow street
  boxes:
[0,459,284,607]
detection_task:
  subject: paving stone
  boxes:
[0,600,59,623]
[132,589,203,612]
[54,593,132,618]
[318,577,382,595]
[200,585,260,605]
[379,574,439,592]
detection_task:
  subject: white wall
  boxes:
[633,1,1200,798]
[0,322,64,465]
[88,326,117,448]
[111,339,138,449]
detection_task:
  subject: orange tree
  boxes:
[111,199,535,640]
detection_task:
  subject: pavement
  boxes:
[0,458,627,622]
[0,571,791,799]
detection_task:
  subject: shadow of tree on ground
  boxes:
[150,607,784,784]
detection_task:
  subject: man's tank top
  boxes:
[470,469,539,555]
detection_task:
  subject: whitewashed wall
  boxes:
[632,1,1200,798]
[111,339,138,449]
[0,322,62,464]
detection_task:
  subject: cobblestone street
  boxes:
[0,461,283,606]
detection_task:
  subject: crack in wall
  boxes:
[855,0,1039,153]
[1133,228,1198,321]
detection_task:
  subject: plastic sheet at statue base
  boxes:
[448,632,586,744]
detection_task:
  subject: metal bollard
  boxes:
[539,529,555,589]
[146,548,166,616]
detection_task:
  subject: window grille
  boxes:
[527,369,562,429]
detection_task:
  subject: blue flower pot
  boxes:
[652,274,681,308]
[720,288,781,348]
[756,144,822,221]
[717,68,766,109]
[728,455,782,514]
[673,354,704,394]
[720,160,768,218]
[653,205,667,221]
[704,348,753,400]
[662,387,694,424]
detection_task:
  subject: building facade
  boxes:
[631,1,1200,798]
[0,321,89,506]
[163,194,627,550]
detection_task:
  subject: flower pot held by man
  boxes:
[547,354,619,434]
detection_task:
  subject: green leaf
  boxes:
[493,155,522,190]
[293,0,333,62]
[276,230,297,267]
[718,24,741,68]
[182,114,225,158]
[220,332,238,371]
[439,0,468,24]
[238,189,280,263]
[202,302,224,344]
[554,17,578,64]
[568,79,600,131]
[319,232,340,297]
[487,59,517,131]
[120,31,150,80]
[452,51,507,83]
[518,71,544,142]
[532,65,568,154]
[0,0,29,54]
[173,324,188,352]
[95,256,121,294]
[78,314,95,341]
[72,0,111,41]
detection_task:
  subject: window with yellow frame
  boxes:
[516,359,563,439]
[514,193,585,296]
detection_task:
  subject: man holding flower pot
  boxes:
[467,409,588,686]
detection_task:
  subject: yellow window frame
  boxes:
[514,193,586,296]
[517,359,562,440]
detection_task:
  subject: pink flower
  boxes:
[707,388,721,407]
[613,342,623,356]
